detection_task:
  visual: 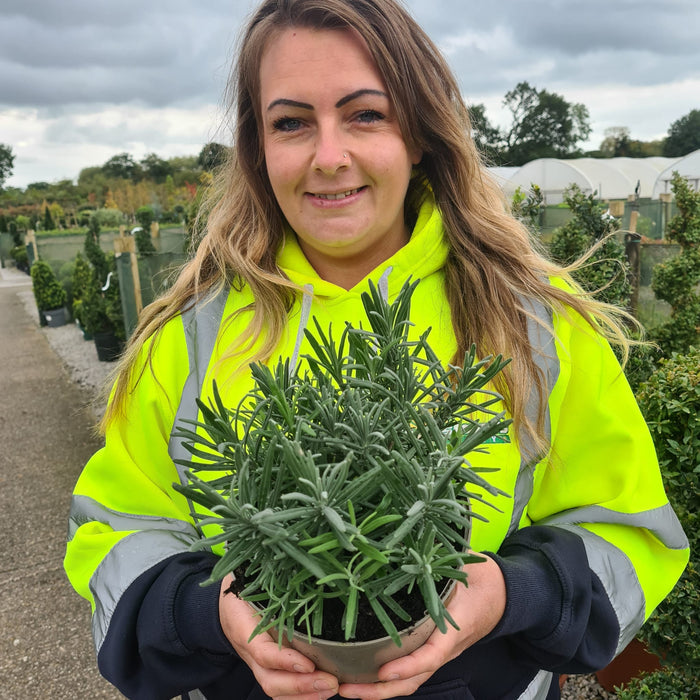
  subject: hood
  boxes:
[277,193,449,302]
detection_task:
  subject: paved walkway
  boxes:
[0,268,123,698]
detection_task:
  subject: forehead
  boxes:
[259,26,387,104]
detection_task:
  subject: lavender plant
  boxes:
[174,279,510,645]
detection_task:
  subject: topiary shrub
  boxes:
[30,259,67,312]
[615,666,696,699]
[650,173,700,357]
[135,205,155,231]
[549,184,631,308]
[635,349,698,675]
[71,252,93,329]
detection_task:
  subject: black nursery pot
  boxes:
[94,331,124,362]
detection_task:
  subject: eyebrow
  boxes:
[266,89,388,112]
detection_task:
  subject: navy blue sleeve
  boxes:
[97,551,257,700]
[486,525,620,674]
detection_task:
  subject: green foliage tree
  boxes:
[663,109,700,157]
[135,205,155,231]
[468,104,503,162]
[650,173,700,356]
[511,184,543,233]
[30,259,67,311]
[140,153,173,183]
[102,152,141,181]
[15,214,30,232]
[198,142,229,171]
[549,184,630,308]
[71,252,93,329]
[0,143,15,189]
[501,82,591,165]
[84,217,110,285]
[43,205,55,231]
[634,349,699,682]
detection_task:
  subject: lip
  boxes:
[306,186,366,207]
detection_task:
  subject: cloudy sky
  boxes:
[2,0,699,188]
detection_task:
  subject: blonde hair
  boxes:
[102,0,634,454]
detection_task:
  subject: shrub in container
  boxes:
[174,280,510,681]
[30,259,68,327]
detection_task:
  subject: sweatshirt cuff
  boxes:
[484,525,589,643]
[174,563,236,657]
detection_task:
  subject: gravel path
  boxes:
[11,267,617,699]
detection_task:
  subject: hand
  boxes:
[219,576,339,700]
[338,555,506,700]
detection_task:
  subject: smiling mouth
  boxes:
[312,187,364,200]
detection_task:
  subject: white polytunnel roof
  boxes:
[490,156,680,204]
[652,149,700,198]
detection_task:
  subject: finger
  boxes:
[248,635,318,674]
[250,665,339,700]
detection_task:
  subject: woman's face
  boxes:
[259,27,421,288]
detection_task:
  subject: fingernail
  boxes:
[293,663,307,673]
[313,680,333,691]
[387,673,401,680]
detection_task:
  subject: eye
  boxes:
[272,116,303,132]
[355,110,385,124]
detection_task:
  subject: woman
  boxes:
[64,1,688,699]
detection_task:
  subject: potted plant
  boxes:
[174,280,511,681]
[30,259,68,327]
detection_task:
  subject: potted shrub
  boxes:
[174,280,510,681]
[30,259,68,327]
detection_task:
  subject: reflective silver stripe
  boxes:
[169,287,230,491]
[289,285,314,374]
[508,297,559,535]
[541,503,689,551]
[549,524,644,654]
[91,529,199,651]
[518,670,553,700]
[68,494,197,541]
[185,691,208,700]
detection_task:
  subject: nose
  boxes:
[312,123,349,174]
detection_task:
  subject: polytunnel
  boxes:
[652,149,700,198]
[492,156,680,204]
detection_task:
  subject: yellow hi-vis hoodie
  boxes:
[65,196,688,700]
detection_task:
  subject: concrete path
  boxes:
[0,270,123,698]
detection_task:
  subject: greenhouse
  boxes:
[652,148,700,198]
[492,155,680,204]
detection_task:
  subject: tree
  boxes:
[102,153,141,181]
[501,82,591,165]
[663,109,700,157]
[549,184,630,309]
[140,153,173,183]
[468,104,503,163]
[198,142,228,171]
[0,143,15,189]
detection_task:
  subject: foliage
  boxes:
[198,142,229,171]
[10,245,28,273]
[135,205,155,231]
[650,173,700,356]
[635,349,699,672]
[71,252,93,327]
[92,207,126,229]
[616,666,697,699]
[84,218,110,285]
[30,259,67,311]
[80,222,125,339]
[468,104,503,163]
[174,280,510,645]
[549,184,630,308]
[0,143,14,189]
[102,152,141,181]
[598,127,664,158]
[663,109,700,157]
[140,153,172,183]
[500,82,591,165]
[135,227,156,256]
[511,184,543,233]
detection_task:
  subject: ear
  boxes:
[410,146,423,166]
